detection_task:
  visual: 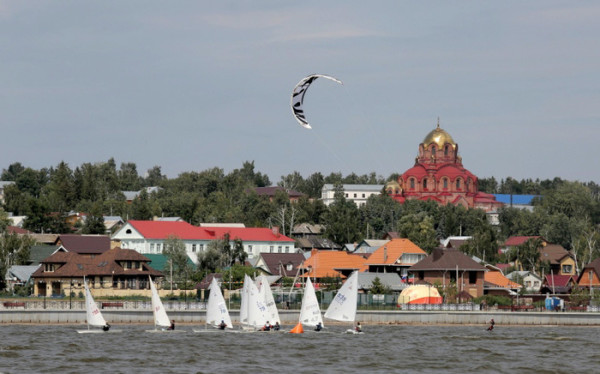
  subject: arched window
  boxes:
[456,179,461,189]
[443,178,448,189]
[444,146,449,156]
[423,179,428,189]
[431,146,436,155]
[410,178,415,189]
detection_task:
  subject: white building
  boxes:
[321,184,384,207]
[112,220,296,263]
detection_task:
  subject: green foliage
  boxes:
[474,295,513,306]
[369,276,391,294]
[163,235,193,287]
[81,202,106,234]
[396,211,438,253]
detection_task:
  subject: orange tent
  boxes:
[397,285,443,305]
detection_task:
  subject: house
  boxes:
[577,258,600,290]
[299,249,368,283]
[540,244,576,276]
[357,272,406,293]
[408,248,487,298]
[28,233,59,245]
[123,186,161,203]
[54,234,111,257]
[291,223,325,238]
[499,235,546,254]
[5,265,40,292]
[143,253,196,273]
[364,238,427,278]
[254,253,305,277]
[506,271,543,292]
[103,216,125,234]
[540,274,577,294]
[440,236,472,249]
[484,266,522,296]
[253,186,304,203]
[112,220,296,263]
[321,184,384,207]
[295,237,341,252]
[352,239,390,255]
[30,247,163,297]
[28,245,59,265]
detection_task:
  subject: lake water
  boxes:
[0,324,597,373]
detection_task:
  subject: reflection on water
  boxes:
[0,324,597,374]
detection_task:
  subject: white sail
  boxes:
[239,275,251,327]
[299,277,323,327]
[324,271,358,322]
[206,277,233,328]
[247,279,269,328]
[149,276,171,328]
[256,275,280,324]
[84,279,106,328]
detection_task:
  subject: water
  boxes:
[0,324,598,373]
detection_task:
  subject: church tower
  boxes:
[386,120,501,211]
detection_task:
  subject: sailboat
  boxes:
[146,276,184,333]
[298,277,324,329]
[240,274,269,331]
[324,271,362,334]
[77,277,121,334]
[193,277,233,333]
[256,275,280,327]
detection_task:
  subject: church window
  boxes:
[444,146,449,156]
[423,179,427,189]
[456,179,461,189]
[431,146,436,155]
[443,179,448,189]
[410,179,415,189]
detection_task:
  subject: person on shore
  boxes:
[355,322,362,333]
[273,322,280,331]
[102,323,111,332]
[168,320,175,330]
[315,322,323,332]
[218,320,227,330]
[487,318,495,331]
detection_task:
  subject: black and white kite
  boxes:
[291,74,343,129]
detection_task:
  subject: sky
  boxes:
[1,1,599,184]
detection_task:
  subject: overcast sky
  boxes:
[1,1,599,184]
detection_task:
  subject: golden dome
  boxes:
[422,121,456,149]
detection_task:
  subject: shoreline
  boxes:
[2,309,600,326]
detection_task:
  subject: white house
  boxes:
[506,271,543,293]
[321,184,384,207]
[111,220,296,263]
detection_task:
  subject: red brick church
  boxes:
[386,121,502,212]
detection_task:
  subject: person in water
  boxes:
[273,322,280,331]
[487,318,495,331]
[315,322,323,332]
[355,322,362,333]
[102,323,110,332]
[218,320,227,330]
[168,320,175,330]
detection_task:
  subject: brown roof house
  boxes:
[408,248,487,298]
[577,258,600,290]
[54,234,111,256]
[540,244,576,276]
[31,247,163,297]
[254,253,306,278]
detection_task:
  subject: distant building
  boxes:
[321,184,383,207]
[253,186,304,203]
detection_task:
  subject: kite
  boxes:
[290,74,343,129]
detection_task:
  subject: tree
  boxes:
[396,212,439,253]
[81,202,106,234]
[163,235,193,289]
[0,231,36,290]
[369,276,390,294]
[322,184,361,244]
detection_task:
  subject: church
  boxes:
[386,121,502,212]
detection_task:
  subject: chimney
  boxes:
[272,226,280,236]
[383,246,388,263]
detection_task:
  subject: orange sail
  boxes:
[289,322,304,334]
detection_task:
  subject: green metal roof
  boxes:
[144,253,196,272]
